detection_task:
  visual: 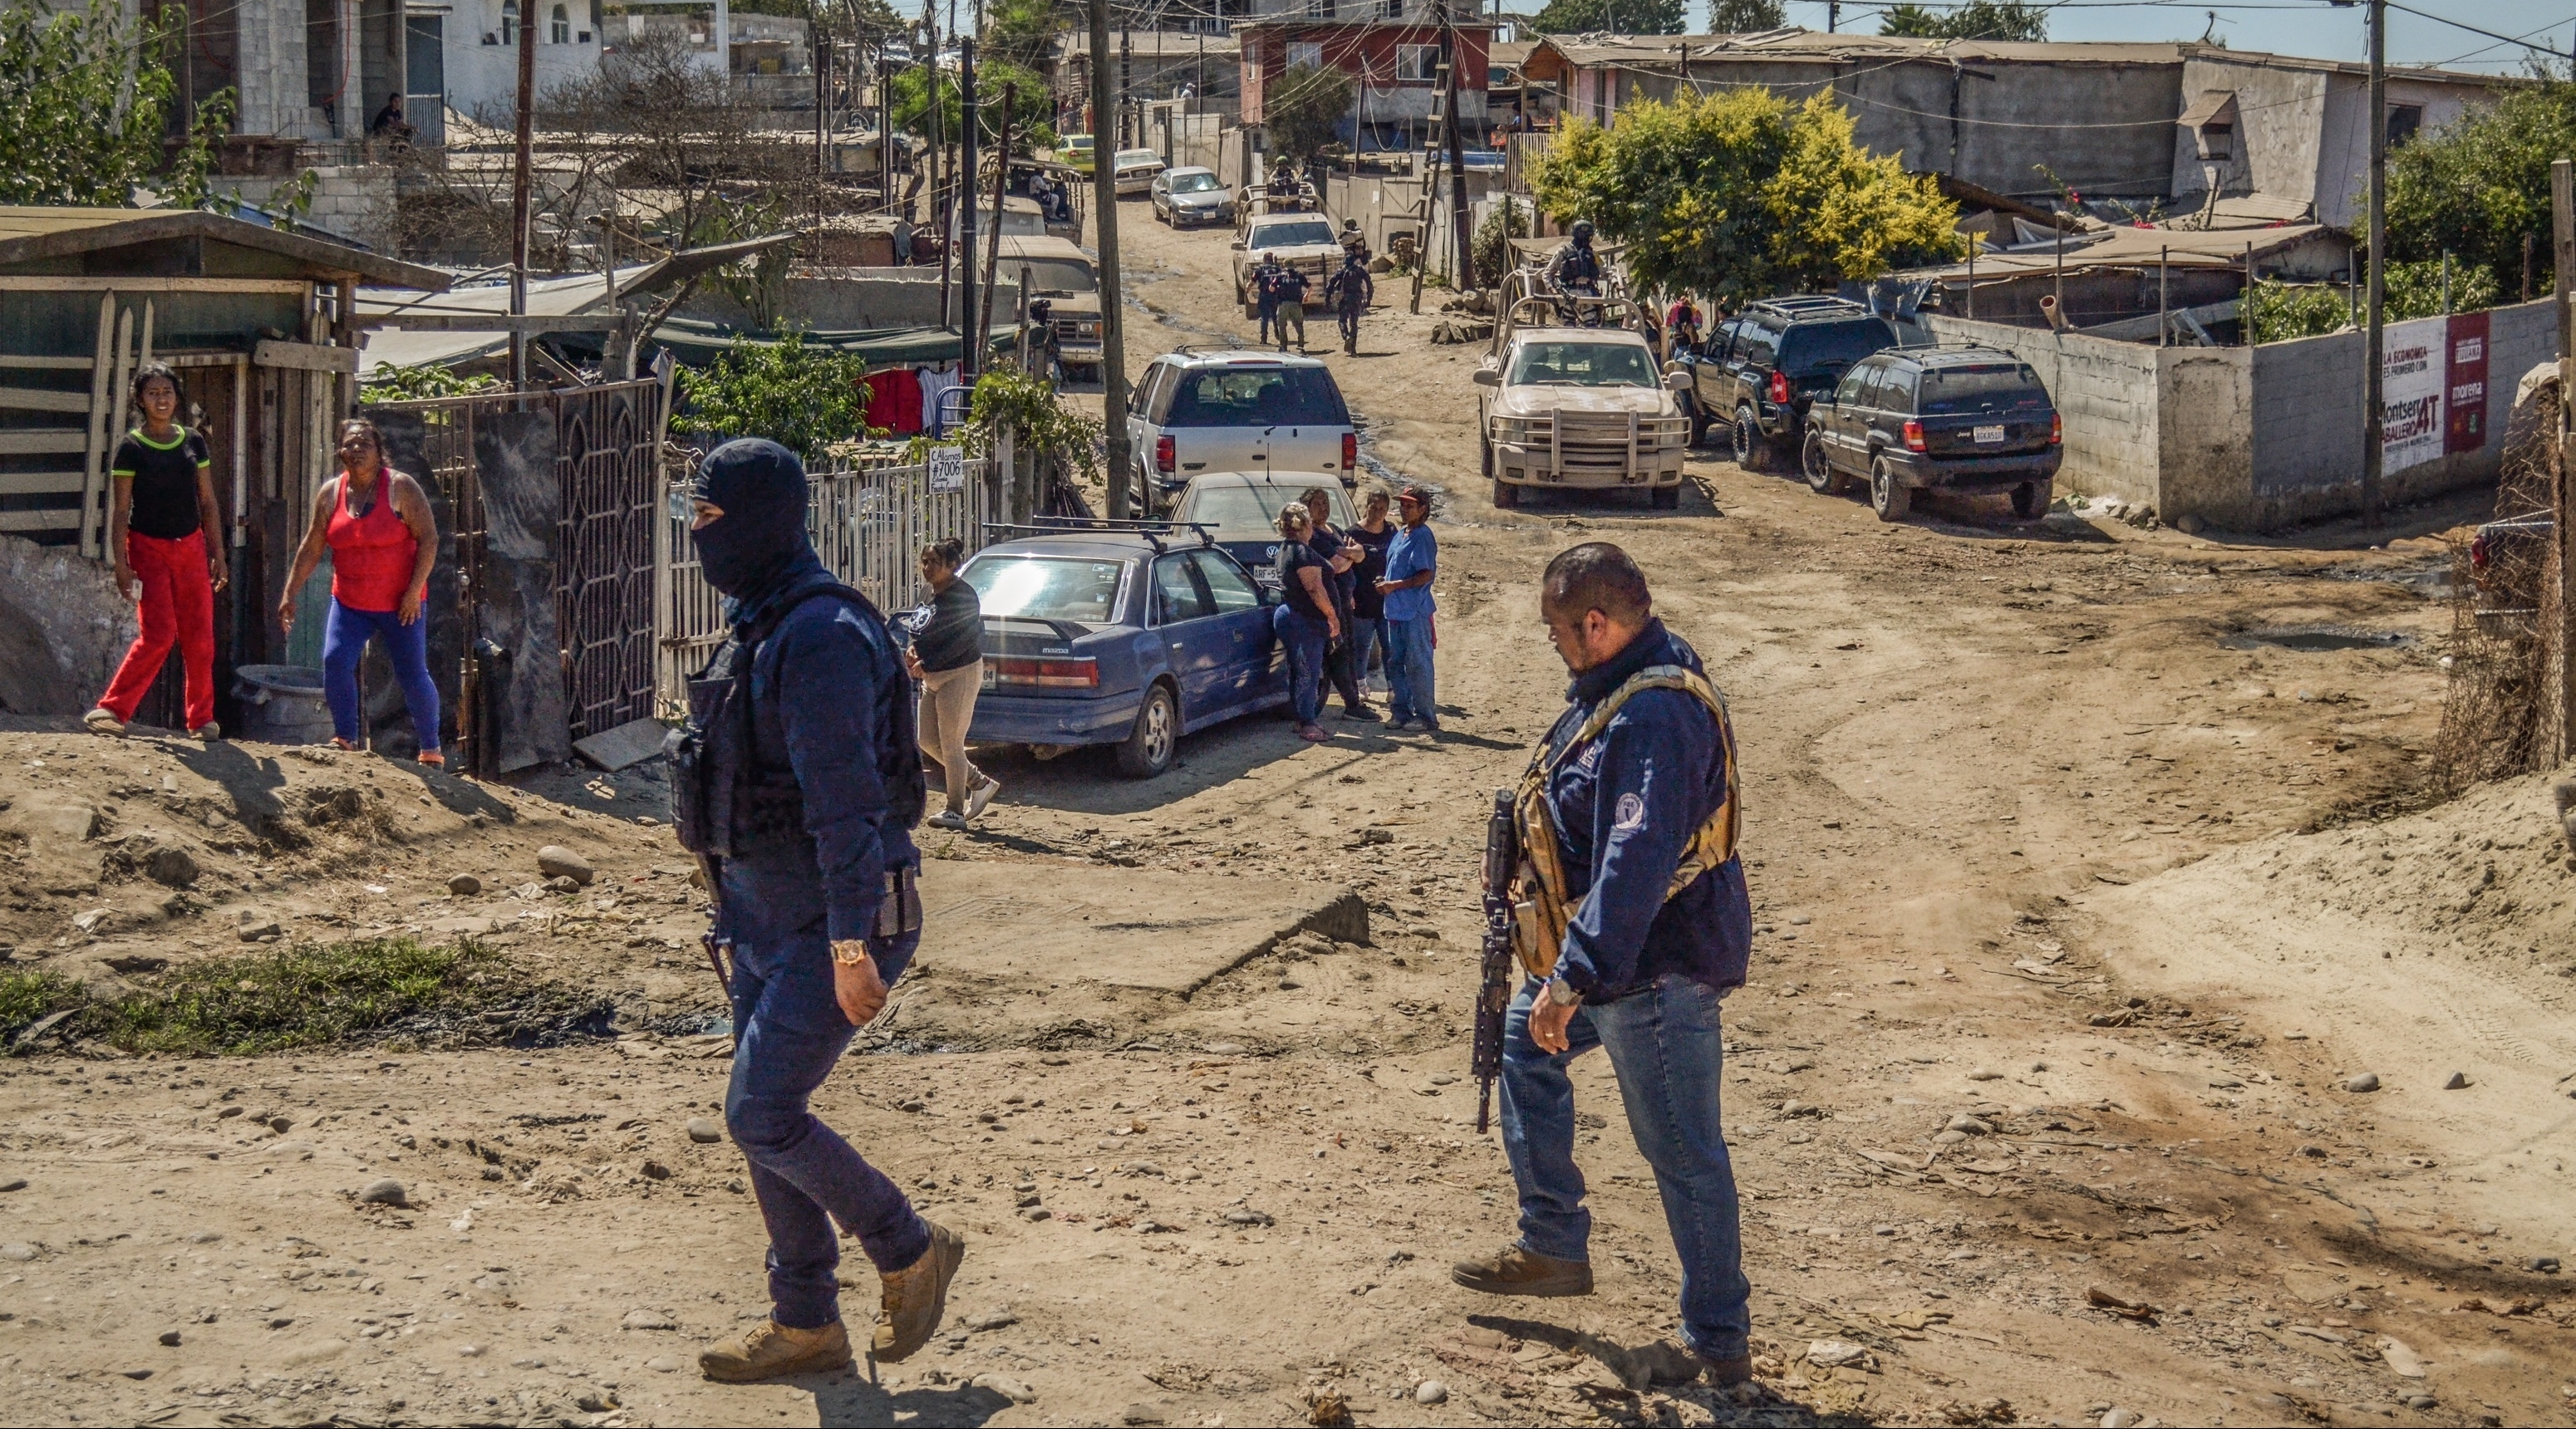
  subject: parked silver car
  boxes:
[1151,166,1233,228]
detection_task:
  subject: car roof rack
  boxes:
[981,516,1217,553]
[1748,295,1870,317]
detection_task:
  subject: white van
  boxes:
[1124,349,1359,514]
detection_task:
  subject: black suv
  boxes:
[1676,296,1900,469]
[1799,346,2062,522]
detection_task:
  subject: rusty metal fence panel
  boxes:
[656,452,996,716]
[368,377,665,746]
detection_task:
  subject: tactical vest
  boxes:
[667,583,927,859]
[1508,664,1741,980]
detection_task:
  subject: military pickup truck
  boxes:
[1472,269,1692,509]
[1230,213,1344,319]
[995,235,1104,381]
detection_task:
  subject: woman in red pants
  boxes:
[86,362,228,740]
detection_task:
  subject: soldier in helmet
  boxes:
[1546,219,1606,326]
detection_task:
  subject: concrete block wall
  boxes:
[1922,313,2173,505]
[216,166,399,240]
[2234,296,2555,528]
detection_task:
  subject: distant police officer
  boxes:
[1545,219,1605,325]
[1325,250,1374,355]
[668,439,965,1382]
[1451,542,1755,1386]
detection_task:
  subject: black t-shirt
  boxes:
[1275,538,1332,624]
[1307,526,1356,621]
[1272,268,1311,306]
[111,427,210,541]
[1345,522,1392,620]
[910,579,983,674]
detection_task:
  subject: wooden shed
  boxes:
[0,208,448,728]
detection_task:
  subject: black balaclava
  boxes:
[691,438,818,608]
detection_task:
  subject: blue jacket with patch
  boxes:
[1540,618,1751,1001]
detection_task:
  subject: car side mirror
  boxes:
[1230,239,1246,250]
[1664,369,1691,393]
[1471,367,1500,387]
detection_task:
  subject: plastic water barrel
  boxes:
[233,665,335,746]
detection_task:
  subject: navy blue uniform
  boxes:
[677,439,933,1333]
[1536,616,1750,1002]
[1494,613,1753,1369]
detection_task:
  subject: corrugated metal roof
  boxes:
[0,206,450,289]
[1526,31,2513,86]
[1907,221,2339,279]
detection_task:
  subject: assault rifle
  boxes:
[1472,786,1519,1134]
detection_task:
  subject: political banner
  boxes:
[2443,310,2490,456]
[2379,316,2445,475]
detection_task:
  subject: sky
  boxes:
[1683,2,2576,73]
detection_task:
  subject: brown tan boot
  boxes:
[696,1319,852,1382]
[870,1221,966,1363]
[1448,1244,1594,1298]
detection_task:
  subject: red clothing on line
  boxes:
[864,369,925,436]
[98,528,216,731]
[327,473,420,614]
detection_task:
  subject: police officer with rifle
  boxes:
[1458,542,1754,1387]
[1545,219,1606,327]
[666,439,965,1382]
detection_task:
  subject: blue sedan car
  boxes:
[957,523,1288,777]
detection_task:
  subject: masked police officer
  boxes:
[1451,542,1755,1386]
[668,439,965,1382]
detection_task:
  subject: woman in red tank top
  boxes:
[278,420,445,764]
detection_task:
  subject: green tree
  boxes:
[2376,77,2576,300]
[1708,0,1787,31]
[1530,88,1959,302]
[1878,0,2048,41]
[0,0,230,207]
[672,331,878,461]
[892,56,1057,153]
[1473,194,1533,288]
[1528,0,1688,35]
[981,0,1062,69]
[1264,64,1355,165]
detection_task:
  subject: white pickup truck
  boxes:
[1472,271,1691,509]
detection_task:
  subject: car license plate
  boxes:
[1974,425,2006,444]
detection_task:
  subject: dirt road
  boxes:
[4,199,2574,1429]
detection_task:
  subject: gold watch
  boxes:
[829,939,874,967]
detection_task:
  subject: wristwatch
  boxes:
[1545,975,1583,1009]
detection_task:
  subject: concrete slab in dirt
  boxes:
[573,716,669,772]
[916,861,1367,994]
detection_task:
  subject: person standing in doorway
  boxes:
[1374,484,1439,733]
[1271,503,1338,743]
[276,419,444,764]
[88,362,227,741]
[904,538,1000,829]
[1452,543,1753,1388]
[1344,488,1394,697]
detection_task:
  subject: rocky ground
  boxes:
[3,199,2575,1429]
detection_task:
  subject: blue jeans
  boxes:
[322,598,441,753]
[1384,616,1437,727]
[1498,974,1750,1363]
[1273,604,1327,725]
[725,926,931,1329]
[1349,616,1384,681]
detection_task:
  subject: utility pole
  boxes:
[1439,0,1471,289]
[959,38,979,380]
[2360,0,2386,527]
[1092,0,1133,518]
[814,0,829,238]
[2554,158,2575,763]
[1827,2,1839,32]
[509,0,536,393]
[982,81,1015,345]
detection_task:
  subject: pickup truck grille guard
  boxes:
[1517,412,1689,483]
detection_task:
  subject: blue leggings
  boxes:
[322,598,441,753]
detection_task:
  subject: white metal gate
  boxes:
[656,453,998,714]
